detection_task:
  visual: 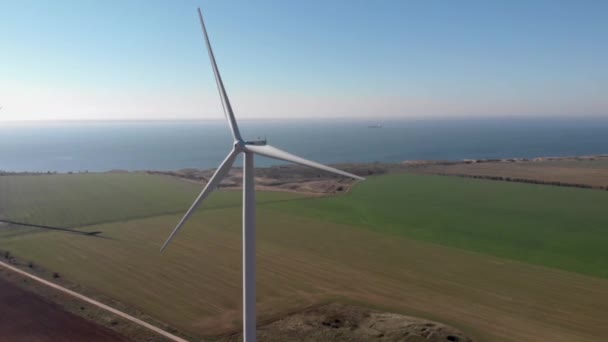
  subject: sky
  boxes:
[1,0,607,121]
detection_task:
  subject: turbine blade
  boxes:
[161,149,239,252]
[245,144,365,180]
[197,7,242,141]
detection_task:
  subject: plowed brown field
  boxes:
[0,277,130,342]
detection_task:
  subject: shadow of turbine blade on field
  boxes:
[0,219,103,237]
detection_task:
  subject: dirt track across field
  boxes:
[0,260,187,342]
[0,276,130,342]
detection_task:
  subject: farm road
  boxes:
[0,261,186,342]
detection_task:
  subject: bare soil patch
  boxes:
[219,303,473,342]
[0,276,131,342]
[146,163,398,195]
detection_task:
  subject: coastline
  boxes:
[2,154,608,194]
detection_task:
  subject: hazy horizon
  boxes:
[1,0,607,122]
[2,115,608,124]
[2,118,607,173]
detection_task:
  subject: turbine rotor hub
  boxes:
[234,140,246,151]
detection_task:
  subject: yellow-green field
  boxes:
[415,158,608,189]
[1,173,608,341]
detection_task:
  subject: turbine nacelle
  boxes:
[234,139,268,152]
[245,139,267,146]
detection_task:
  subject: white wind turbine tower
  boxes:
[161,8,364,342]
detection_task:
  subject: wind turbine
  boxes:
[161,8,364,342]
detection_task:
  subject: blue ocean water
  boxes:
[1,118,607,173]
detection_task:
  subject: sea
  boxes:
[1,118,607,173]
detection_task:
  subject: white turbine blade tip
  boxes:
[160,149,238,253]
[160,223,185,252]
[197,7,242,141]
[160,240,171,253]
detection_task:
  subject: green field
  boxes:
[269,174,608,278]
[1,173,608,341]
[0,173,303,227]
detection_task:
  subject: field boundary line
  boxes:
[413,170,607,191]
[0,260,188,342]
